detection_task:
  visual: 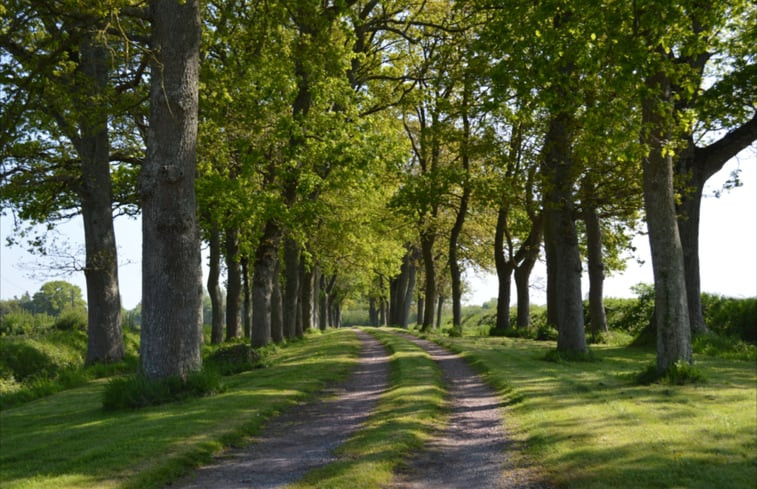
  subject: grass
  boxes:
[0,329,361,489]
[286,327,445,488]
[425,332,757,489]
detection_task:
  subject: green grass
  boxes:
[287,327,445,489]
[427,333,757,489]
[0,329,361,489]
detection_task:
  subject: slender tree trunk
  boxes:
[514,214,543,329]
[417,293,424,327]
[542,111,587,354]
[140,0,203,379]
[225,227,242,340]
[435,295,443,330]
[319,274,328,331]
[494,206,514,332]
[584,206,608,334]
[401,251,416,328]
[283,236,300,340]
[241,255,252,338]
[271,255,284,344]
[77,36,124,364]
[311,266,321,331]
[420,231,436,331]
[207,223,224,344]
[369,297,379,326]
[252,220,281,348]
[642,75,692,373]
[299,261,313,336]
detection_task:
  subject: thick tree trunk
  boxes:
[283,237,300,340]
[677,182,707,336]
[401,252,416,329]
[225,227,242,340]
[252,220,281,348]
[77,36,124,365]
[140,0,203,379]
[420,232,436,331]
[542,112,587,354]
[206,223,224,344]
[271,255,284,343]
[494,206,514,331]
[642,76,692,373]
[584,206,608,334]
[241,255,252,338]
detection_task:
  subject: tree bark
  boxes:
[369,297,379,326]
[675,115,757,335]
[515,213,543,329]
[435,295,444,330]
[271,255,284,343]
[140,0,203,379]
[416,293,424,327]
[584,206,608,334]
[206,223,224,344]
[225,227,242,340]
[319,274,328,331]
[299,260,313,336]
[241,254,252,338]
[641,72,692,373]
[420,231,436,331]
[77,36,125,365]
[283,236,300,340]
[542,111,587,354]
[252,220,281,348]
[494,206,514,332]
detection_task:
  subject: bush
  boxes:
[0,310,53,336]
[53,308,87,331]
[693,332,757,362]
[205,343,261,375]
[102,369,223,410]
[701,295,756,343]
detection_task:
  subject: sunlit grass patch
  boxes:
[429,334,757,489]
[0,329,361,489]
[287,327,445,489]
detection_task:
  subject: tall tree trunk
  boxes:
[241,255,252,338]
[77,36,124,364]
[252,220,281,348]
[140,0,202,379]
[420,231,436,331]
[542,111,587,354]
[225,227,242,340]
[401,250,417,328]
[584,206,608,334]
[299,261,313,336]
[515,213,543,329]
[416,293,424,327]
[435,295,444,330]
[319,274,328,331]
[642,73,692,373]
[494,206,514,332]
[206,223,224,344]
[283,237,300,340]
[674,115,757,335]
[369,297,379,326]
[271,254,284,343]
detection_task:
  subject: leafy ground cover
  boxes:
[0,329,360,489]
[287,327,444,488]
[426,333,757,489]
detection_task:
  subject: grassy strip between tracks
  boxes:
[0,329,360,489]
[422,332,757,489]
[286,327,445,489]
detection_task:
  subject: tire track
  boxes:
[168,329,390,489]
[388,333,550,489]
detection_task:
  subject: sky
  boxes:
[1,150,755,310]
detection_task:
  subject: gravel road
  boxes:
[387,334,551,489]
[167,329,390,489]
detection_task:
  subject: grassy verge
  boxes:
[286,327,445,489]
[425,333,757,489]
[0,329,360,489]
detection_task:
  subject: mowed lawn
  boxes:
[0,330,361,489]
[434,334,757,489]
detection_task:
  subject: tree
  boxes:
[139,0,203,379]
[0,1,148,364]
[31,281,86,316]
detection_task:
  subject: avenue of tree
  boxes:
[1,0,754,379]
